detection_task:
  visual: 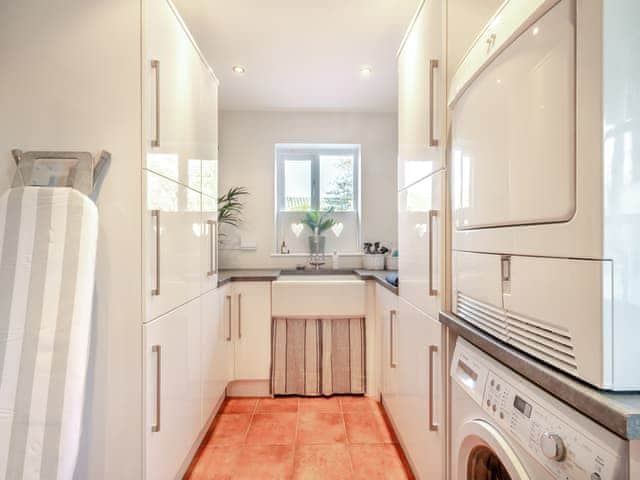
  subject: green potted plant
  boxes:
[217,186,249,240]
[300,207,336,254]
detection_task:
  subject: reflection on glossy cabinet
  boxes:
[397,0,443,190]
[144,297,202,480]
[146,170,202,321]
[145,0,218,193]
[393,298,443,480]
[232,282,272,380]
[200,289,230,425]
[399,170,443,319]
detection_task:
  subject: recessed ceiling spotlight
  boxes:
[232,65,246,75]
[532,26,540,36]
[360,66,373,76]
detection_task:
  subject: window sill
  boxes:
[270,252,364,257]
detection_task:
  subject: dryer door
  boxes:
[451,0,576,230]
[455,419,531,480]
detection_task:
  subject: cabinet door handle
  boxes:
[151,209,161,296]
[428,209,439,297]
[206,220,216,276]
[151,345,161,432]
[150,60,160,147]
[428,344,438,432]
[237,293,242,339]
[389,309,397,368]
[225,295,232,341]
[428,59,439,147]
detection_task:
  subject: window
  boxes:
[275,144,361,253]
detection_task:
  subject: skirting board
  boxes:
[227,379,271,397]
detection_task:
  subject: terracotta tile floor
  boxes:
[185,396,415,480]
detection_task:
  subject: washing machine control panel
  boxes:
[482,371,619,479]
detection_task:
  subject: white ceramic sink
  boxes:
[272,274,366,317]
[276,274,361,282]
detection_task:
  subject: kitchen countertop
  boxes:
[440,311,640,440]
[217,268,398,294]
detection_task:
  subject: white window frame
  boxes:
[274,143,362,252]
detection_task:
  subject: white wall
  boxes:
[0,2,143,479]
[219,110,398,269]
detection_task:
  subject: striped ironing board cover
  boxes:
[0,187,98,480]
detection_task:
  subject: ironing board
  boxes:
[0,150,109,479]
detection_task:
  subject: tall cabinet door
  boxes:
[396,298,443,480]
[146,170,202,321]
[233,282,272,380]
[398,169,443,318]
[145,0,203,190]
[397,0,443,190]
[144,298,202,480]
[200,289,230,426]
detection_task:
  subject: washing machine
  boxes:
[451,338,628,479]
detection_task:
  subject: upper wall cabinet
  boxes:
[145,0,219,193]
[397,0,443,190]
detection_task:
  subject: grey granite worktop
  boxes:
[217,268,398,294]
[440,311,640,440]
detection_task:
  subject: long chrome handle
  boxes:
[237,293,242,339]
[206,220,216,277]
[428,209,439,297]
[225,295,232,341]
[428,344,438,432]
[151,345,161,432]
[389,309,397,368]
[151,60,160,147]
[151,210,161,296]
[428,59,439,147]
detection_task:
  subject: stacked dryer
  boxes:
[449,0,640,390]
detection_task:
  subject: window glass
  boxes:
[319,155,355,211]
[283,159,312,211]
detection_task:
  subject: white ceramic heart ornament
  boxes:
[291,222,304,237]
[331,222,344,237]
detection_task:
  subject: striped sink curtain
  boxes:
[271,317,366,396]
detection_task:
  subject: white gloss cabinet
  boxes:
[144,297,202,480]
[145,170,203,321]
[231,282,272,381]
[398,170,443,319]
[378,285,399,407]
[200,289,231,426]
[397,0,443,190]
[393,298,443,480]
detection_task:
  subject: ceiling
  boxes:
[173,0,420,112]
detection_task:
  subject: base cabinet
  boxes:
[144,298,202,480]
[381,295,443,480]
[231,282,272,380]
[201,289,231,425]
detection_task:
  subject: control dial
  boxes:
[540,432,566,461]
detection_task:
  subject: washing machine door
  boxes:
[456,419,530,480]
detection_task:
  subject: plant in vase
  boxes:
[300,208,336,254]
[217,187,249,248]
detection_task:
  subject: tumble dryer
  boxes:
[449,0,640,389]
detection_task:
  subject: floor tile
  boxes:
[256,397,299,413]
[349,444,413,480]
[220,397,257,414]
[188,445,239,479]
[246,413,298,445]
[344,411,394,444]
[293,444,353,480]
[339,396,377,413]
[234,444,294,480]
[299,396,341,413]
[209,414,252,446]
[297,412,346,444]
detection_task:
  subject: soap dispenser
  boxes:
[332,250,339,270]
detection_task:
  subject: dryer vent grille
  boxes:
[455,292,578,372]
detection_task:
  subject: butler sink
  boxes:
[272,274,366,317]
